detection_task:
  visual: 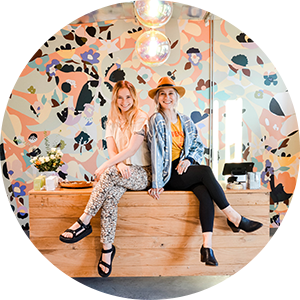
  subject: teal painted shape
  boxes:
[196,88,210,101]
[197,97,206,110]
[228,69,236,77]
[90,44,99,51]
[97,21,113,27]
[232,54,248,67]
[15,177,26,183]
[60,29,70,36]
[23,150,33,168]
[62,93,68,103]
[52,90,60,103]
[275,166,290,172]
[215,91,230,101]
[251,157,264,172]
[41,95,47,105]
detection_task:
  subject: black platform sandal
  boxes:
[98,245,116,278]
[59,218,92,243]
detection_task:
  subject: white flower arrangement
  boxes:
[30,148,64,172]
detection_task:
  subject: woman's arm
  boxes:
[147,114,168,199]
[94,126,146,180]
[106,136,119,159]
[106,137,131,178]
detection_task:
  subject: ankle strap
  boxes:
[77,218,89,228]
[102,247,114,253]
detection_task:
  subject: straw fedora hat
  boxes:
[148,77,186,99]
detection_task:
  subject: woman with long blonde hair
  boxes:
[60,80,151,277]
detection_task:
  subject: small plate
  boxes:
[60,181,93,189]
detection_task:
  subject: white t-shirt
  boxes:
[105,110,151,166]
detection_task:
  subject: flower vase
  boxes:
[40,171,59,191]
[40,171,57,178]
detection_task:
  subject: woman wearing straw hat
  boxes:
[147,77,262,266]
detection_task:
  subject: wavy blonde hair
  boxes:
[153,88,179,126]
[108,80,139,131]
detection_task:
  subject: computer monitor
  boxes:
[222,162,254,176]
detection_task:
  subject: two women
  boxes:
[60,77,262,277]
[147,77,262,266]
[59,80,151,277]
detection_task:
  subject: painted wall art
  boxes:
[1,2,299,232]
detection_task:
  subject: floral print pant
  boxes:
[84,165,151,244]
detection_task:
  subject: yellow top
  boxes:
[171,116,184,161]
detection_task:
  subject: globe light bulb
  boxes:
[134,0,173,29]
[135,30,171,67]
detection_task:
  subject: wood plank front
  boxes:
[40,247,263,266]
[39,247,264,277]
[29,204,268,219]
[29,189,269,207]
[30,215,269,238]
[31,235,269,250]
[29,188,270,277]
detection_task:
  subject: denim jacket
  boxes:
[147,112,204,189]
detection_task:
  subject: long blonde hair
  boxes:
[108,80,139,131]
[153,88,179,126]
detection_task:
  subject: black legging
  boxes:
[164,158,230,232]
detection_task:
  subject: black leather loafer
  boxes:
[227,216,263,233]
[200,246,218,266]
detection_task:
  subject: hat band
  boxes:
[157,83,175,88]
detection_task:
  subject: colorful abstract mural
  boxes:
[213,19,299,228]
[0,20,209,230]
[1,2,299,232]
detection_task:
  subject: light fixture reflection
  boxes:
[134,0,173,28]
[135,30,170,67]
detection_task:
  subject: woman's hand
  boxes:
[117,162,131,179]
[94,162,109,182]
[148,188,164,200]
[175,159,191,175]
